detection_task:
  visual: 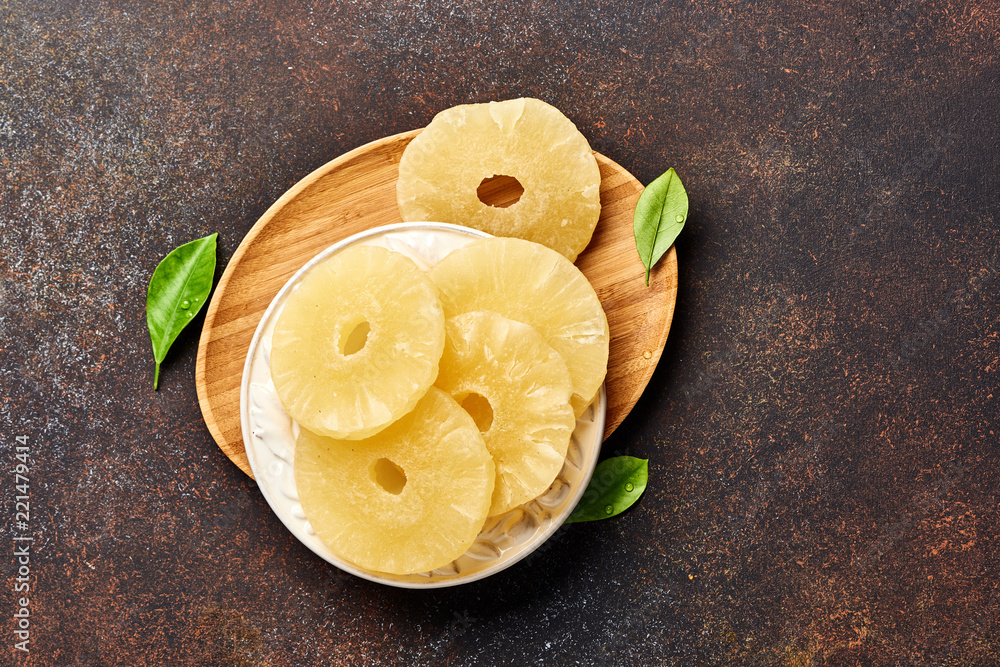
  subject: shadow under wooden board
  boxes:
[196,128,678,478]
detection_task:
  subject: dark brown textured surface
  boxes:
[1,0,998,665]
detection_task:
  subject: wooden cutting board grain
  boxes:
[195,129,678,478]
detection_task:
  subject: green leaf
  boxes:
[633,167,689,285]
[146,233,218,389]
[565,456,649,523]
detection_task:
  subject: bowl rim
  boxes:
[240,221,607,588]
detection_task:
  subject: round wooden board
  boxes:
[195,129,678,478]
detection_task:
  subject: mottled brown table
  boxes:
[2,1,998,665]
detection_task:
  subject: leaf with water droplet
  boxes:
[565,456,648,523]
[633,167,688,286]
[146,233,218,389]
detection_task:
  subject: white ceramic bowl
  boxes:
[240,222,606,588]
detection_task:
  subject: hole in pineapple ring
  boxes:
[477,174,524,209]
[371,457,407,495]
[340,320,370,356]
[460,392,494,432]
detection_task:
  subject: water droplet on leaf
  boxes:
[604,505,614,515]
[625,483,634,492]
[180,300,191,310]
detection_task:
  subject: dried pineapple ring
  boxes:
[294,388,495,575]
[270,245,445,440]
[397,98,602,262]
[430,237,609,417]
[436,311,575,517]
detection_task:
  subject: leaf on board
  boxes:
[633,168,688,285]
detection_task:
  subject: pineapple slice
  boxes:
[294,387,495,575]
[270,245,445,440]
[397,98,602,261]
[429,237,609,417]
[436,311,575,516]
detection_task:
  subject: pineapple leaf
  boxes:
[633,168,688,285]
[146,233,218,389]
[565,456,648,523]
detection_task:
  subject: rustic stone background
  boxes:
[1,0,998,665]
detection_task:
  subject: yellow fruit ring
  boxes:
[294,388,495,575]
[435,311,575,517]
[429,237,609,417]
[396,98,602,261]
[269,245,445,440]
